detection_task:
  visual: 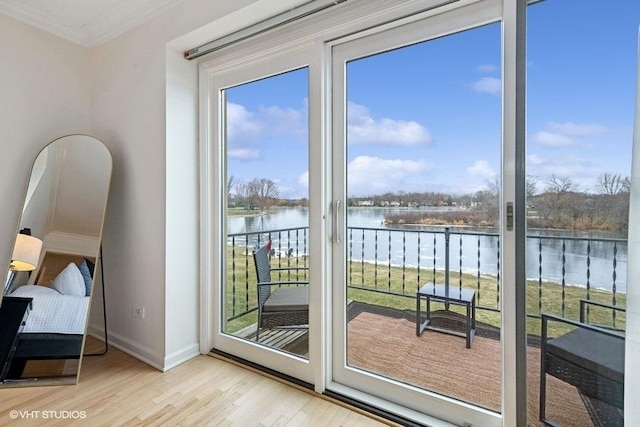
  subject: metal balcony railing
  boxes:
[225,226,626,329]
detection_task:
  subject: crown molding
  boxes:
[0,1,87,45]
[0,0,184,47]
[86,0,186,47]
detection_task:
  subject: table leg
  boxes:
[466,302,471,349]
[472,295,476,330]
[416,293,433,337]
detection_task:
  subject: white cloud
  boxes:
[527,154,544,165]
[229,100,434,149]
[546,121,608,137]
[226,101,308,160]
[466,160,496,179]
[470,77,501,96]
[228,148,260,159]
[260,105,307,138]
[226,103,261,140]
[348,102,432,145]
[477,64,498,73]
[297,171,309,188]
[533,121,609,148]
[526,154,601,189]
[534,131,577,147]
[348,155,433,195]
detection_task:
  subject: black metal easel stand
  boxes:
[85,245,108,356]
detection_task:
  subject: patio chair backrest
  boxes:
[253,241,273,307]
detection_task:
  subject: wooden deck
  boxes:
[230,302,604,426]
[234,324,309,358]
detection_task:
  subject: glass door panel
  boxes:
[221,68,311,361]
[345,23,501,410]
[332,8,503,425]
[527,1,637,425]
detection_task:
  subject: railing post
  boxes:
[445,227,450,296]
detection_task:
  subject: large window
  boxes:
[527,1,637,425]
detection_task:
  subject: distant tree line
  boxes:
[354,173,630,232]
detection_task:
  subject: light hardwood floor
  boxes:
[0,339,394,426]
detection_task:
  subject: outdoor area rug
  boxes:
[347,306,594,427]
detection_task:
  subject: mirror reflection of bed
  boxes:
[7,253,96,382]
[0,135,112,387]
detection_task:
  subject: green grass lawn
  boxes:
[222,248,626,337]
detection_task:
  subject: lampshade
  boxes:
[10,234,43,272]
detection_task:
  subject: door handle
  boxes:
[506,202,514,231]
[333,200,342,243]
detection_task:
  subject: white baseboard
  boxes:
[163,343,200,371]
[87,324,200,372]
[87,325,164,371]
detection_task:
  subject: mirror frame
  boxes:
[0,134,112,387]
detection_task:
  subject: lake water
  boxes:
[228,207,627,292]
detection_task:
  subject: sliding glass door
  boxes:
[201,0,639,424]
[205,48,314,384]
[330,3,507,425]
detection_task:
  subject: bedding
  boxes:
[49,262,86,296]
[9,285,89,335]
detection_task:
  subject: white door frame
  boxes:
[199,45,316,384]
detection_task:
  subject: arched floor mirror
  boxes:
[0,135,112,387]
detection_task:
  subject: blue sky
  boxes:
[226,0,640,199]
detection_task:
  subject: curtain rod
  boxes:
[184,0,349,60]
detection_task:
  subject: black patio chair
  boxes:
[252,241,309,341]
[540,300,625,426]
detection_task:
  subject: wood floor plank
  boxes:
[0,339,392,426]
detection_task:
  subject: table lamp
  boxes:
[4,231,43,295]
[9,233,43,272]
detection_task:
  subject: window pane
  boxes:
[344,23,502,411]
[527,1,636,425]
[222,68,310,359]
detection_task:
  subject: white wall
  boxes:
[0,15,91,304]
[89,0,308,369]
[89,22,171,368]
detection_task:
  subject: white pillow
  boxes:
[50,262,86,296]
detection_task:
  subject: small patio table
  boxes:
[416,284,476,348]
